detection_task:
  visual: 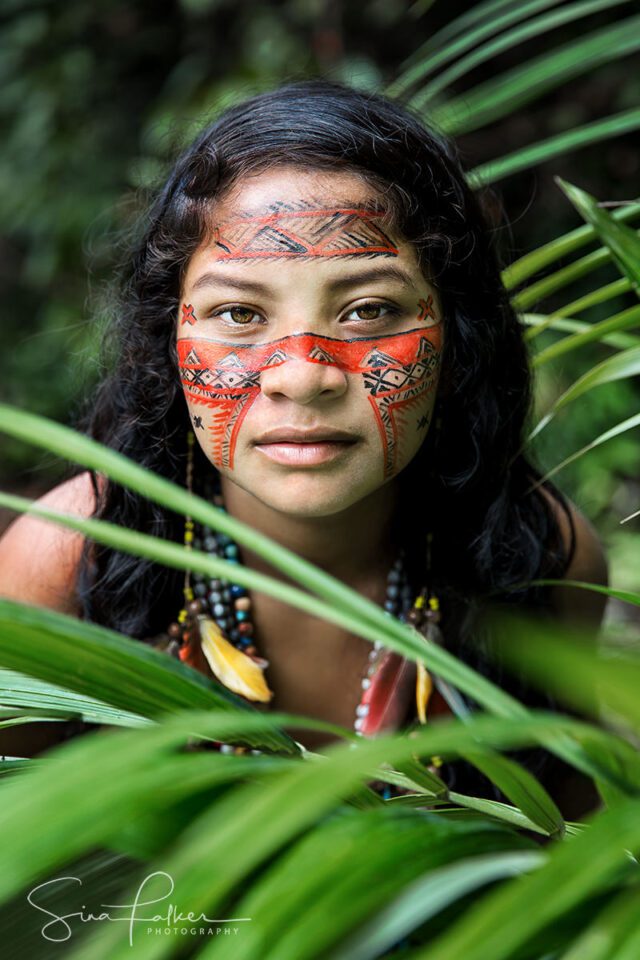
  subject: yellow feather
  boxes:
[198,617,273,703]
[416,661,433,725]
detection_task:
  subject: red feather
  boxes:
[360,650,417,737]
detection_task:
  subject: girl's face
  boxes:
[176,166,443,518]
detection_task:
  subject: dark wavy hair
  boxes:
[77,80,575,689]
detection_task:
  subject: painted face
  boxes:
[177,167,443,518]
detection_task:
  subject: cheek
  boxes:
[359,333,441,479]
[178,339,263,470]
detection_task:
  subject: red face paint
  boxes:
[417,296,437,323]
[178,326,441,476]
[212,207,399,260]
[181,303,197,325]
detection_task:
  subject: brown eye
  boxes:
[354,303,383,320]
[229,306,255,324]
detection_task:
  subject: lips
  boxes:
[254,426,358,444]
[253,426,358,466]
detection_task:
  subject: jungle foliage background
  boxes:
[0,0,639,611]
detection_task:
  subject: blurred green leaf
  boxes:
[532,304,640,366]
[429,15,640,135]
[411,0,633,110]
[0,597,298,753]
[458,747,565,837]
[389,0,567,97]
[535,412,640,483]
[469,107,640,187]
[557,178,640,295]
[412,795,640,960]
[504,204,640,291]
[529,345,640,439]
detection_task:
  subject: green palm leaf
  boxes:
[429,15,640,136]
[410,0,633,110]
[528,345,640,439]
[557,178,640,293]
[388,0,565,96]
[502,204,640,291]
[535,412,640,483]
[469,107,640,187]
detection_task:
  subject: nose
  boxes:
[260,357,348,405]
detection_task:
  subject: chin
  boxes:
[241,471,380,519]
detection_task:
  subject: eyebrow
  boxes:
[189,265,416,295]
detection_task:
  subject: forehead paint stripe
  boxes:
[213,208,398,260]
[178,327,441,474]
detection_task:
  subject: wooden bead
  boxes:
[234,597,251,612]
[168,622,182,638]
[187,599,203,615]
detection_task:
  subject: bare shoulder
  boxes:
[539,485,609,628]
[0,472,97,615]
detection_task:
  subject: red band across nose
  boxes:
[177,326,441,380]
[178,327,442,472]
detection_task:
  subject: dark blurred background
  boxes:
[0,0,638,617]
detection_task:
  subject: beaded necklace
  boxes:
[166,439,445,795]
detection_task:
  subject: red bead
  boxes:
[238,622,253,636]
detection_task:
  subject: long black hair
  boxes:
[77,80,574,664]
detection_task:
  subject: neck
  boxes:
[219,476,398,589]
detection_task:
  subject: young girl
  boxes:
[0,81,607,802]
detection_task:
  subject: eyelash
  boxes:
[209,301,402,326]
[342,301,402,324]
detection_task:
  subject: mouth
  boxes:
[253,427,358,467]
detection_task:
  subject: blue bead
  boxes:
[224,544,239,559]
[386,584,399,599]
[230,584,246,598]
[384,600,396,612]
[213,603,226,618]
[235,610,248,621]
[217,534,231,546]
[203,536,217,552]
